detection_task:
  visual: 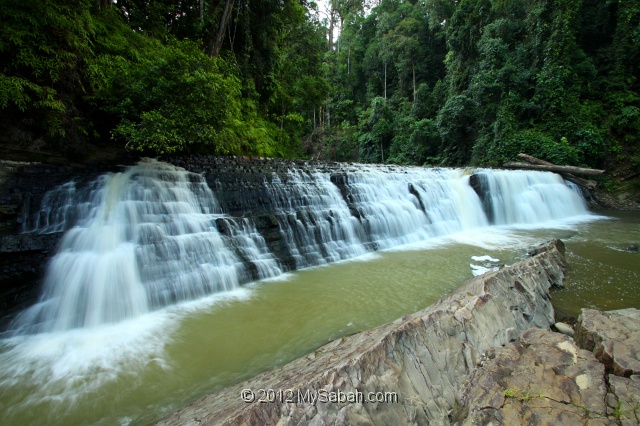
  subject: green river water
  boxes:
[0,212,638,425]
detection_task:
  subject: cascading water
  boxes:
[342,167,489,248]
[11,159,282,334]
[266,169,369,268]
[470,169,588,224]
[10,160,590,335]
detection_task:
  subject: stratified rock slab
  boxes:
[575,308,640,377]
[153,241,566,426]
[453,328,612,425]
[608,375,640,425]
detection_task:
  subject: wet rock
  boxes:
[574,308,640,377]
[453,328,610,425]
[468,173,494,223]
[0,160,122,323]
[627,244,638,252]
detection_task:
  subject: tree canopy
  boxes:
[1,0,638,174]
[319,0,639,173]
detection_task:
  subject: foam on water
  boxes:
[0,287,253,414]
[0,160,598,422]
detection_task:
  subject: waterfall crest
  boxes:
[11,160,588,334]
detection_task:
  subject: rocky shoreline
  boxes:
[152,240,639,426]
[587,186,640,212]
[0,157,637,423]
[455,308,640,425]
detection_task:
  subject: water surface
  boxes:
[0,213,638,425]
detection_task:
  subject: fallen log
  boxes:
[502,161,605,176]
[517,153,554,166]
[516,154,597,189]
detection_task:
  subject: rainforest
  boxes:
[2,1,640,424]
[1,0,639,176]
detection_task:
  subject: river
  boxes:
[0,161,638,425]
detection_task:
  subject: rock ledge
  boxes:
[154,240,566,426]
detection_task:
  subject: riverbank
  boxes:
[589,184,640,211]
[152,241,563,425]
[153,239,639,425]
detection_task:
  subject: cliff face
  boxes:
[0,156,356,323]
[153,240,566,426]
[0,160,113,323]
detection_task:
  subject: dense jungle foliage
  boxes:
[1,0,639,172]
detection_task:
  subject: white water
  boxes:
[344,167,489,248]
[0,160,599,425]
[472,169,587,224]
[12,160,281,334]
[10,161,588,335]
[266,169,368,268]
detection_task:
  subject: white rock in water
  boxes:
[471,255,500,262]
[470,263,497,276]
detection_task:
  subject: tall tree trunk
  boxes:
[96,0,111,11]
[280,99,285,132]
[412,61,416,103]
[328,0,336,51]
[208,0,236,57]
[384,61,387,99]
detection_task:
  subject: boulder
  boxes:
[554,322,575,337]
[574,308,640,377]
[453,328,611,425]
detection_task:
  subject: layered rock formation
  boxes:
[153,240,640,426]
[454,329,610,425]
[454,309,640,425]
[2,155,586,327]
[154,240,566,426]
[576,309,640,425]
[0,156,374,321]
[0,160,112,322]
[575,308,640,378]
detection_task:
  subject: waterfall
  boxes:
[11,159,281,334]
[10,160,589,334]
[470,170,588,224]
[265,169,368,268]
[342,167,489,248]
